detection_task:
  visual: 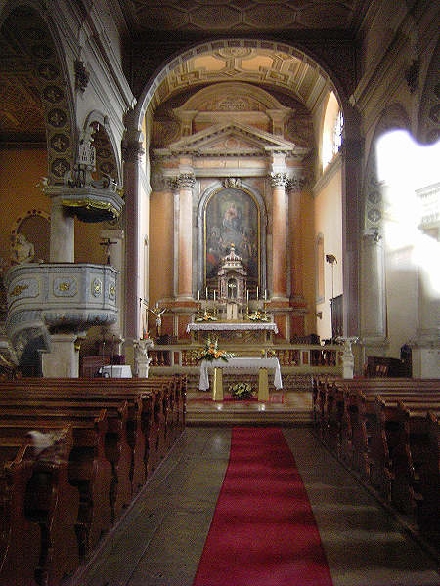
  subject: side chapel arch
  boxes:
[126,37,361,340]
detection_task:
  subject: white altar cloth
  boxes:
[198,357,283,391]
[187,321,278,334]
[99,365,132,378]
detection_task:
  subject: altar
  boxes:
[186,320,278,345]
[198,356,283,401]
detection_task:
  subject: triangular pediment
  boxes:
[153,121,307,158]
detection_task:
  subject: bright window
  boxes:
[322,91,343,170]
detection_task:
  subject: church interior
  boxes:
[0,1,439,585]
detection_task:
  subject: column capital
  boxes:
[286,175,307,192]
[177,172,196,189]
[269,172,287,188]
[122,140,145,163]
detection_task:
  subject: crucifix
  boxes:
[100,237,117,265]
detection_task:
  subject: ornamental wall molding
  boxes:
[153,121,309,160]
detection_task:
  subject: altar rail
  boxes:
[148,343,343,374]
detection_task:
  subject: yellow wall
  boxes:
[301,191,318,334]
[74,220,104,264]
[314,161,343,340]
[0,148,48,263]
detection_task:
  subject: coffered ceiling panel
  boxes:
[125,0,365,32]
[0,1,370,146]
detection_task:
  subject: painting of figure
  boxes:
[204,188,259,283]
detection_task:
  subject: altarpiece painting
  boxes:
[204,188,260,289]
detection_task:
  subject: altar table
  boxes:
[187,321,278,344]
[199,357,283,401]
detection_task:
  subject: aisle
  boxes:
[68,428,440,586]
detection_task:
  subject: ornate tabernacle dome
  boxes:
[217,244,247,302]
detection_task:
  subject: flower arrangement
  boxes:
[194,338,234,362]
[196,310,218,322]
[230,382,254,399]
[248,310,269,322]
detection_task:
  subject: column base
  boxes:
[212,367,224,401]
[41,334,79,378]
[258,367,269,401]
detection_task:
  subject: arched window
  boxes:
[322,91,343,170]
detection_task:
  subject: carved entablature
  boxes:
[153,121,308,165]
[170,82,293,141]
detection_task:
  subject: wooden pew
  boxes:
[0,375,187,584]
[0,409,112,563]
[415,409,440,547]
[0,375,187,473]
[0,439,42,586]
[370,396,439,502]
[0,400,131,525]
[0,426,79,586]
[0,397,134,517]
[312,375,440,546]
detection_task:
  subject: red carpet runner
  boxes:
[193,427,333,586]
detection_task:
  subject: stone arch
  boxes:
[0,4,75,186]
[83,111,122,185]
[417,39,440,145]
[131,38,351,132]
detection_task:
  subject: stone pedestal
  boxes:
[213,367,223,401]
[42,334,79,377]
[340,337,357,379]
[134,338,154,377]
[258,367,269,401]
[411,345,440,379]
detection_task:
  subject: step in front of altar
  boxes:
[186,372,313,426]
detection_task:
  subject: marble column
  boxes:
[49,195,74,262]
[122,137,145,341]
[412,264,440,378]
[101,228,124,346]
[340,137,362,337]
[287,176,306,301]
[360,231,386,346]
[42,334,79,378]
[270,171,288,300]
[176,172,196,299]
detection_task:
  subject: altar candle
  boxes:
[264,289,267,300]
[256,286,259,299]
[246,290,249,301]
[197,290,200,301]
[205,287,208,299]
[213,290,216,301]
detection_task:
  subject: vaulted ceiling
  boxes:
[0,1,372,146]
[122,0,368,33]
